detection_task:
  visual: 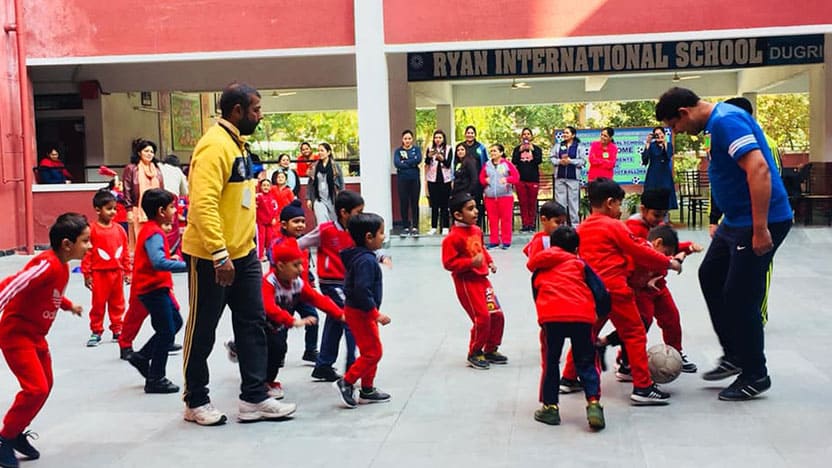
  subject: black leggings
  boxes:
[428,181,451,230]
[397,178,421,230]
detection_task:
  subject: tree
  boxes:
[757,94,809,151]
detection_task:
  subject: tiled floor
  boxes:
[0,226,829,467]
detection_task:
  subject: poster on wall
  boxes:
[553,127,670,185]
[171,93,202,151]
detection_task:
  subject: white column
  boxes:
[808,34,832,163]
[741,92,758,116]
[436,104,455,146]
[354,0,393,232]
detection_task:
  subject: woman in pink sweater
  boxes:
[588,127,618,181]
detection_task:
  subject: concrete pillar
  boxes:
[354,0,393,232]
[436,104,455,146]
[809,60,832,162]
[741,92,758,116]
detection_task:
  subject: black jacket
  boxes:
[341,246,383,312]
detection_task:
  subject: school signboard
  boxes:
[553,127,669,185]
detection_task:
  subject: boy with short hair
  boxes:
[125,188,187,394]
[82,189,131,347]
[442,193,507,370]
[560,178,682,405]
[527,225,605,430]
[523,200,568,259]
[299,190,364,382]
[0,213,89,468]
[334,213,392,408]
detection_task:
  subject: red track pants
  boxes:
[484,196,514,246]
[635,286,683,352]
[452,276,505,356]
[0,344,52,439]
[89,270,125,335]
[343,306,382,389]
[563,289,653,388]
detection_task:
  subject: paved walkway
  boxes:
[0,226,830,467]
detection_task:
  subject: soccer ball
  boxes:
[647,344,683,384]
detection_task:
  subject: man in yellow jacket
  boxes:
[181,82,297,425]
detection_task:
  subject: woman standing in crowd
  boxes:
[272,153,301,198]
[123,138,164,252]
[480,144,519,249]
[451,143,480,201]
[425,130,454,235]
[306,142,343,224]
[642,127,678,209]
[393,130,422,238]
[511,127,543,232]
[550,126,584,226]
[588,127,618,182]
[296,141,317,177]
[462,125,488,227]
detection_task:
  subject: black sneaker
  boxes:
[631,384,671,405]
[119,346,133,361]
[484,350,508,365]
[144,377,180,394]
[86,333,102,347]
[168,343,183,355]
[311,366,341,382]
[680,353,698,373]
[302,350,319,363]
[127,352,149,379]
[718,375,771,401]
[558,378,583,394]
[13,430,39,460]
[467,352,490,370]
[0,436,17,468]
[333,378,357,408]
[411,228,420,239]
[702,357,741,381]
[111,332,121,343]
[358,387,391,404]
[615,364,633,382]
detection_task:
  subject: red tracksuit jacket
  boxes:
[441,223,493,279]
[527,247,596,325]
[625,214,694,290]
[522,230,550,259]
[132,222,174,296]
[272,186,295,213]
[0,250,74,348]
[577,213,671,292]
[81,222,130,278]
[256,191,278,228]
[262,269,343,329]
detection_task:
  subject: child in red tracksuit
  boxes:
[82,190,131,347]
[333,213,391,408]
[559,178,682,405]
[527,225,605,430]
[598,189,703,376]
[442,193,508,370]
[124,189,186,394]
[0,213,89,468]
[523,200,568,259]
[256,179,279,260]
[272,170,296,212]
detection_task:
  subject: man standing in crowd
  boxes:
[181,82,296,425]
[655,87,792,401]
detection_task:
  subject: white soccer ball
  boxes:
[647,344,683,384]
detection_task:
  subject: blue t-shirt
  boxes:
[705,103,792,227]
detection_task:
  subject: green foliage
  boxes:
[672,152,702,184]
[622,192,642,216]
[756,94,809,151]
[253,111,360,160]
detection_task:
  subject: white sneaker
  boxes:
[428,228,437,236]
[224,339,238,363]
[184,403,227,426]
[441,228,450,235]
[267,382,285,400]
[238,398,296,422]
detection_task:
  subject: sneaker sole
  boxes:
[358,397,391,404]
[533,414,561,425]
[237,405,296,422]
[588,418,606,430]
[558,386,583,394]
[630,395,671,406]
[486,360,508,365]
[702,369,741,381]
[681,366,698,374]
[615,373,633,382]
[718,384,770,401]
[184,413,228,426]
[332,381,357,409]
[467,362,490,370]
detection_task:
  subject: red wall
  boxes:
[25,0,355,59]
[384,0,832,44]
[33,189,100,248]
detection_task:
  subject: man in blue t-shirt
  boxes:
[655,87,792,402]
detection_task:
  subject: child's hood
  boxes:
[340,246,373,269]
[527,246,580,272]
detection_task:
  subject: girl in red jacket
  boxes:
[256,179,279,260]
[272,170,296,213]
[0,213,89,468]
[527,225,605,430]
[587,127,618,181]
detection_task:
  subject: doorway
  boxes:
[35,118,86,183]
